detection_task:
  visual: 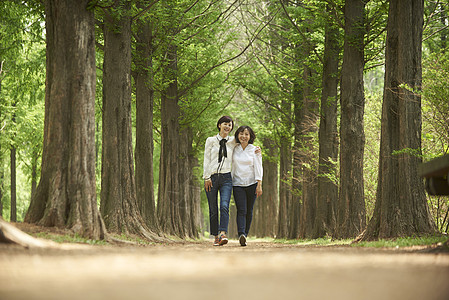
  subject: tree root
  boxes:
[0,218,57,248]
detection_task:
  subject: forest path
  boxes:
[1,239,449,300]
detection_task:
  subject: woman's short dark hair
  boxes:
[217,116,234,131]
[234,126,256,144]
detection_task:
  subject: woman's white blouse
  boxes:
[203,135,236,180]
[231,143,263,187]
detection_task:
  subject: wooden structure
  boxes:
[419,155,449,196]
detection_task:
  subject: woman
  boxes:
[232,126,263,247]
[203,116,236,246]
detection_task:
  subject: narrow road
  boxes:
[1,240,448,300]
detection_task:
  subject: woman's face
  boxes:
[219,122,233,136]
[238,129,250,144]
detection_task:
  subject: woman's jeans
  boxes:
[205,172,232,236]
[233,183,257,237]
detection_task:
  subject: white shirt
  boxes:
[232,143,263,187]
[203,134,236,180]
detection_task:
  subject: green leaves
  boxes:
[1,1,45,219]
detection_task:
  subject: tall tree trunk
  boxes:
[0,165,3,217]
[10,102,17,222]
[277,101,292,239]
[10,144,16,222]
[228,203,238,238]
[298,40,319,239]
[24,0,105,239]
[362,0,435,239]
[0,168,3,217]
[101,7,158,240]
[134,13,158,231]
[181,128,200,239]
[315,6,340,238]
[157,70,200,238]
[335,0,366,239]
[156,1,200,238]
[187,144,202,238]
[0,90,3,217]
[256,137,278,237]
[157,43,186,237]
[288,82,302,239]
[31,149,38,199]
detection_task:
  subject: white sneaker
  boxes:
[239,234,247,246]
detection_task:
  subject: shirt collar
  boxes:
[216,134,229,141]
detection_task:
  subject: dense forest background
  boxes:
[0,0,448,241]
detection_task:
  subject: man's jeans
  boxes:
[206,172,232,236]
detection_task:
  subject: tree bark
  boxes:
[228,203,238,238]
[187,145,202,238]
[288,82,302,239]
[100,7,159,240]
[10,144,16,222]
[362,0,436,239]
[157,41,200,238]
[253,137,278,238]
[134,13,158,231]
[24,0,105,239]
[277,101,292,239]
[31,149,38,199]
[335,0,366,239]
[0,62,3,218]
[0,167,3,217]
[298,40,319,239]
[314,6,340,238]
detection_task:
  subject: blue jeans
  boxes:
[233,183,257,237]
[205,172,232,236]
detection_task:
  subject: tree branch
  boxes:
[132,0,160,22]
[178,7,281,98]
[279,0,324,65]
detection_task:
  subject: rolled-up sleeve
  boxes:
[254,152,263,181]
[203,138,212,180]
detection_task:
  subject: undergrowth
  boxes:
[273,234,447,248]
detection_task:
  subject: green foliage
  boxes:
[317,157,339,186]
[363,91,382,220]
[1,1,45,220]
[423,1,449,54]
[422,50,449,156]
[364,0,388,70]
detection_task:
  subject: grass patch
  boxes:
[352,235,448,248]
[108,233,155,245]
[273,237,352,246]
[272,235,448,248]
[34,232,108,245]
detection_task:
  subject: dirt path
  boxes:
[1,239,449,300]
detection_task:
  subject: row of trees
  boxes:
[1,0,448,241]
[227,0,447,240]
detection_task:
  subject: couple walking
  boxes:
[203,116,263,247]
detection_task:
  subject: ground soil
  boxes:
[1,223,448,300]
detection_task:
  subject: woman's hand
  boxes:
[204,179,212,192]
[256,181,262,197]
